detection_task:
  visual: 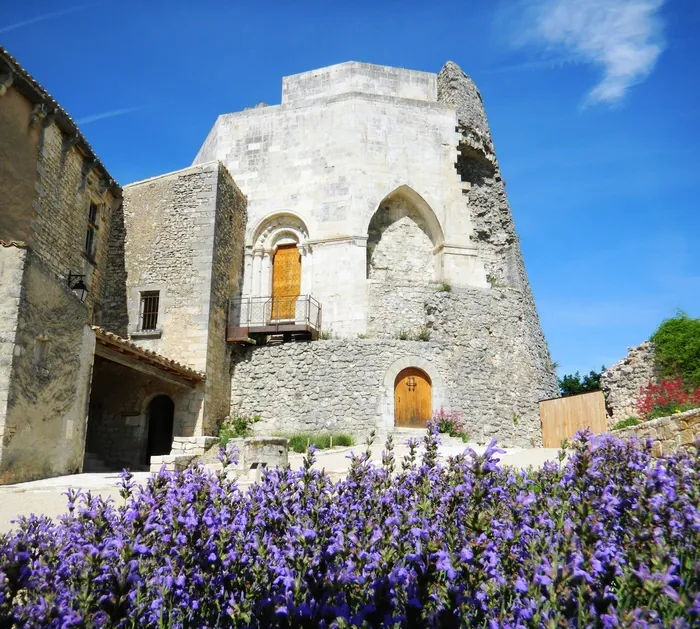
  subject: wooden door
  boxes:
[539,391,607,447]
[272,244,301,320]
[394,368,432,427]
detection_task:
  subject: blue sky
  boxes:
[2,0,699,377]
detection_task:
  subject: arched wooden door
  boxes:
[394,367,432,427]
[272,244,301,320]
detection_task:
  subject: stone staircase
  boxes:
[82,451,114,473]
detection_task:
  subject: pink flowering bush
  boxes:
[0,431,698,627]
[636,377,700,420]
[427,406,469,441]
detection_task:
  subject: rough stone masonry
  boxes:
[191,60,558,446]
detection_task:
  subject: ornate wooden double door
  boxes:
[394,367,432,427]
[271,244,301,320]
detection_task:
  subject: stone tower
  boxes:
[194,61,558,446]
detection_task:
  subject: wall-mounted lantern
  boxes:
[67,271,88,302]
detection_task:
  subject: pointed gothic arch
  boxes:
[366,185,444,281]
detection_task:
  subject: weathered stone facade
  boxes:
[232,285,555,447]
[0,46,120,483]
[613,408,700,457]
[1,51,560,479]
[196,60,557,443]
[0,248,95,483]
[601,342,659,420]
[116,163,247,435]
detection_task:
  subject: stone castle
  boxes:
[0,46,557,483]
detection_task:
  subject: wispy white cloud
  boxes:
[505,0,667,105]
[76,106,146,126]
[0,3,100,34]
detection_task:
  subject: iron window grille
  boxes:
[140,291,160,331]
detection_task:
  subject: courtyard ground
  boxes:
[0,442,563,534]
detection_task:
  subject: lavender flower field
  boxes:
[1,432,698,627]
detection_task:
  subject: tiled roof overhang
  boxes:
[92,326,204,386]
[0,45,121,198]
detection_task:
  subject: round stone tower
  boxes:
[194,60,558,446]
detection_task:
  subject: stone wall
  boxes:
[0,82,119,322]
[601,342,659,420]
[86,356,202,469]
[0,250,95,484]
[0,86,40,242]
[613,408,699,457]
[193,61,487,337]
[203,165,247,433]
[232,286,558,447]
[0,245,26,457]
[120,162,246,434]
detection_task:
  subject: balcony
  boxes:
[227,295,322,343]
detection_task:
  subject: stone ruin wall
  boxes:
[600,342,660,420]
[231,286,558,448]
[230,61,558,446]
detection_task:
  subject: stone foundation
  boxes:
[231,287,557,448]
[612,408,700,457]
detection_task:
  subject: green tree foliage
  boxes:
[651,311,700,389]
[558,368,604,397]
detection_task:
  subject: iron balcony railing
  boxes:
[227,295,322,340]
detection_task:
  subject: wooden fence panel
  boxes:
[539,391,608,448]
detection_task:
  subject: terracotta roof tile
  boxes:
[91,326,204,381]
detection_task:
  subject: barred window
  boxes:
[140,291,160,331]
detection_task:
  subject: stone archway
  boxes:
[380,356,447,433]
[366,185,444,282]
[145,395,174,463]
[244,212,312,298]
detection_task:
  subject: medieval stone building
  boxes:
[0,48,557,483]
[189,61,558,446]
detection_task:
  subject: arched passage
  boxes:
[146,395,174,462]
[394,367,432,427]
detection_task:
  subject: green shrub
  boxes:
[416,326,431,342]
[647,402,699,420]
[437,281,452,293]
[396,329,410,340]
[610,417,640,431]
[558,368,604,397]
[287,434,311,453]
[219,413,260,446]
[333,434,354,447]
[651,312,700,388]
[285,433,356,453]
